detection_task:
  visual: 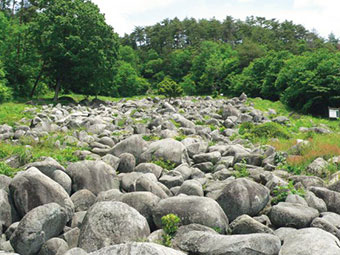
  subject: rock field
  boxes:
[0,94,340,255]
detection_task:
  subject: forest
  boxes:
[0,0,339,115]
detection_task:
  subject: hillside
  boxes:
[0,95,339,254]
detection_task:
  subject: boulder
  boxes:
[134,163,163,179]
[306,157,329,177]
[117,153,136,173]
[152,196,228,233]
[25,157,65,178]
[0,189,12,232]
[178,180,204,196]
[109,135,148,161]
[88,242,186,255]
[66,160,117,195]
[270,202,319,228]
[280,228,340,255]
[9,167,74,221]
[230,214,274,235]
[140,138,189,166]
[310,187,340,214]
[10,203,67,255]
[78,201,150,252]
[176,231,281,255]
[71,189,96,212]
[38,238,69,255]
[215,178,270,221]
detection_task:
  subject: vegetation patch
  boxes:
[161,213,181,247]
[271,181,305,205]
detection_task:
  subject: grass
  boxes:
[152,157,176,171]
[0,102,38,127]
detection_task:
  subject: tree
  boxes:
[0,60,12,103]
[158,77,183,99]
[278,49,340,115]
[31,0,119,100]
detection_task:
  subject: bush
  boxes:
[161,213,181,247]
[158,77,183,99]
[239,122,291,142]
[271,181,305,205]
[0,84,12,103]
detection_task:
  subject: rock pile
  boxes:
[0,94,339,254]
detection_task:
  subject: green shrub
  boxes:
[152,157,176,171]
[158,77,183,99]
[0,162,18,177]
[233,161,250,178]
[271,181,305,205]
[161,213,181,247]
[239,122,291,142]
[0,84,12,103]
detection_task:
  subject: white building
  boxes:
[329,107,340,119]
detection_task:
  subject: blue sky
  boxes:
[92,0,340,39]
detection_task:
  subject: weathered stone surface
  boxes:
[38,238,69,255]
[117,153,136,173]
[178,179,204,196]
[279,228,340,255]
[176,231,281,255]
[140,138,189,166]
[134,163,163,179]
[230,214,275,235]
[71,189,96,212]
[215,178,270,221]
[88,242,186,255]
[78,201,150,252]
[152,196,228,233]
[9,167,74,221]
[310,187,340,214]
[270,202,319,228]
[66,160,117,195]
[0,189,12,232]
[109,135,148,161]
[10,203,67,255]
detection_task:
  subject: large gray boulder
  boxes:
[109,135,148,161]
[270,202,319,228]
[38,238,69,255]
[9,167,74,221]
[88,242,186,255]
[66,160,117,195]
[279,228,340,255]
[176,231,280,255]
[10,203,67,255]
[140,139,190,166]
[215,178,270,221]
[310,187,340,214]
[78,201,150,252]
[25,157,65,178]
[230,214,274,235]
[120,192,160,231]
[152,196,228,233]
[134,163,163,179]
[306,157,329,177]
[0,189,12,232]
[71,189,96,212]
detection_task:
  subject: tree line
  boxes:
[0,0,339,115]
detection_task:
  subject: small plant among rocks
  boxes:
[152,157,176,171]
[233,160,250,178]
[271,181,305,205]
[161,213,181,247]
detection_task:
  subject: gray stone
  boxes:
[71,189,96,212]
[178,180,204,196]
[230,214,275,235]
[320,212,340,228]
[152,196,228,233]
[10,203,67,255]
[78,201,150,252]
[101,154,120,170]
[121,192,160,231]
[0,175,11,192]
[140,138,189,166]
[310,187,340,214]
[60,227,80,248]
[306,157,329,177]
[177,231,281,255]
[134,163,163,179]
[5,222,19,240]
[109,135,148,161]
[51,170,72,195]
[25,157,65,178]
[117,153,136,173]
[216,178,270,221]
[285,194,308,206]
[0,190,12,233]
[64,248,87,255]
[70,211,87,228]
[67,160,117,195]
[280,228,340,255]
[269,202,319,228]
[310,217,340,240]
[304,190,327,213]
[38,238,69,255]
[274,227,298,243]
[159,172,184,189]
[193,151,221,164]
[9,167,74,221]
[135,175,169,199]
[88,242,186,255]
[95,189,122,203]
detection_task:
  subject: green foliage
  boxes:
[0,162,18,177]
[272,181,305,205]
[161,213,181,247]
[175,134,187,141]
[239,122,291,142]
[0,60,12,103]
[0,103,36,126]
[233,161,250,178]
[152,157,176,171]
[142,135,161,141]
[278,49,340,115]
[158,77,183,98]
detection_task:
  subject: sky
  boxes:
[92,0,340,39]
